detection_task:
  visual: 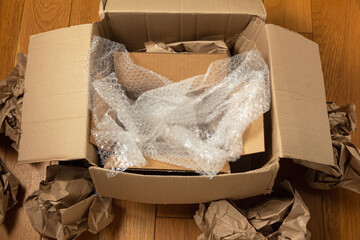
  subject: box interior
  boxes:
[91,14,274,173]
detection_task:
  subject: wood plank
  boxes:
[300,33,313,41]
[99,200,156,240]
[17,0,72,53]
[264,0,312,33]
[70,0,100,26]
[157,204,198,218]
[312,0,360,239]
[0,0,25,79]
[323,189,360,240]
[155,218,201,240]
[312,0,360,146]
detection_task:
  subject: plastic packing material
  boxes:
[88,36,270,177]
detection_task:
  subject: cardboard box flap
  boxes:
[18,24,97,164]
[102,0,266,18]
[262,24,333,165]
[89,160,279,204]
[100,0,266,51]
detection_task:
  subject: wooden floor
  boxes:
[0,0,359,239]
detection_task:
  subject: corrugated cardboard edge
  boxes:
[89,158,279,204]
[101,0,266,20]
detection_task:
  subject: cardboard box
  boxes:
[18,0,334,204]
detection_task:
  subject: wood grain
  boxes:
[70,0,100,26]
[99,200,156,239]
[157,204,198,218]
[155,218,201,240]
[264,0,313,33]
[312,0,360,239]
[17,0,72,53]
[0,0,24,79]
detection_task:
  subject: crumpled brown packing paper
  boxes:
[194,181,310,240]
[144,40,229,54]
[0,53,27,151]
[25,165,114,239]
[0,159,19,224]
[295,103,360,194]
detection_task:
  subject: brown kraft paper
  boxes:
[25,165,114,239]
[295,103,360,194]
[0,159,20,224]
[0,53,27,151]
[144,40,229,54]
[194,181,310,240]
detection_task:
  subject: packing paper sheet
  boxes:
[194,181,310,240]
[25,165,114,239]
[296,103,360,194]
[0,53,26,151]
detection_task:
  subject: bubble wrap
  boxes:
[88,36,270,177]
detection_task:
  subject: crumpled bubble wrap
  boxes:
[89,36,270,176]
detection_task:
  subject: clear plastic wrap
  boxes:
[88,36,270,177]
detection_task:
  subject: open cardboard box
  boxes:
[18,0,334,204]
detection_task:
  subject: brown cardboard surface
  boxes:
[89,159,279,204]
[104,0,266,16]
[101,0,266,51]
[128,52,228,82]
[18,24,97,164]
[262,24,333,166]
